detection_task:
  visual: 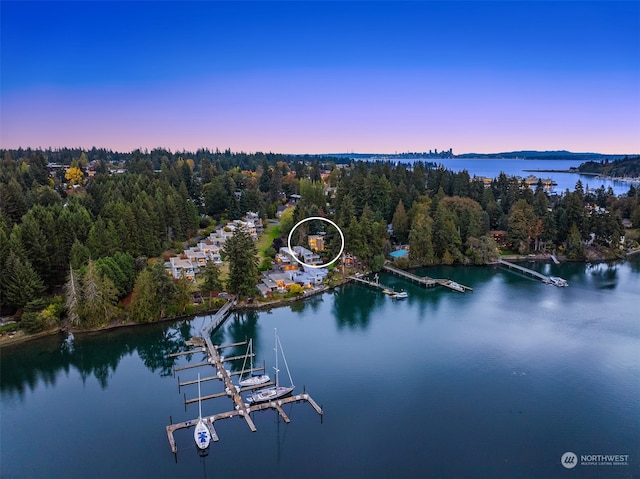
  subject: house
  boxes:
[169,257,195,280]
[275,250,298,271]
[308,234,325,252]
[245,211,264,234]
[256,283,272,298]
[276,204,295,218]
[263,271,296,292]
[293,246,322,266]
[197,241,222,264]
[185,248,207,266]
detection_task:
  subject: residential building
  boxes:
[308,234,325,252]
[169,257,195,281]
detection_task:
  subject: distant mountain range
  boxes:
[322,150,636,161]
[455,150,634,160]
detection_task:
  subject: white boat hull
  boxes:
[246,386,294,405]
[194,419,211,450]
[239,374,271,387]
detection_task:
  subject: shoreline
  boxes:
[2,255,637,348]
[0,277,352,348]
[523,169,640,184]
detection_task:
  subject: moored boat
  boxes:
[238,338,270,388]
[246,329,294,405]
[549,276,568,287]
[194,374,211,450]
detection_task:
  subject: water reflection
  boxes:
[332,284,386,329]
[586,262,620,289]
[0,320,195,398]
[222,310,261,372]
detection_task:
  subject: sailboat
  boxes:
[193,373,211,450]
[238,338,270,388]
[246,329,294,405]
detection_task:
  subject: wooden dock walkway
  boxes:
[166,392,324,454]
[165,297,323,453]
[381,265,473,292]
[382,264,437,287]
[349,275,394,292]
[497,258,568,287]
[498,259,551,283]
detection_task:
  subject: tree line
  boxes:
[1,148,638,334]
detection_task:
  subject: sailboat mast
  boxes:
[274,328,279,388]
[197,373,203,419]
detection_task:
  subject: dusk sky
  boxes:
[1,1,638,155]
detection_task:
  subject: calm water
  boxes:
[407,158,634,196]
[2,258,639,478]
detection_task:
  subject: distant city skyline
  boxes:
[1,1,638,155]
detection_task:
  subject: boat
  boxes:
[549,276,568,287]
[382,289,394,295]
[448,281,464,292]
[238,338,270,388]
[246,329,294,405]
[194,373,211,450]
[392,290,408,299]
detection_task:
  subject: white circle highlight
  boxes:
[287,216,345,269]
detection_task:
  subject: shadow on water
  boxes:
[0,319,195,399]
[332,283,386,329]
[219,310,262,372]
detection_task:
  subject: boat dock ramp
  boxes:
[165,299,323,454]
[497,259,568,287]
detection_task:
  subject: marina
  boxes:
[165,299,323,454]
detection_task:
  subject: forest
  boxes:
[1,148,639,335]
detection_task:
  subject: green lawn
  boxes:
[256,223,281,259]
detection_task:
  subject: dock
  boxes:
[349,275,394,292]
[381,265,473,292]
[165,298,323,453]
[498,259,567,286]
[166,392,323,454]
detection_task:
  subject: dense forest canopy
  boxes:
[1,148,638,333]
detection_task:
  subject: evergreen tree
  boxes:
[391,200,409,243]
[223,226,258,297]
[201,262,223,293]
[565,223,585,259]
[0,253,46,310]
[409,212,435,266]
[129,268,159,323]
[70,239,91,270]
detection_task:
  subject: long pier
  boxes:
[381,265,473,292]
[349,275,394,292]
[497,259,570,287]
[165,298,323,453]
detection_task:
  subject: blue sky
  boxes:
[1,1,638,154]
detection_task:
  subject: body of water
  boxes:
[2,258,639,478]
[392,158,635,196]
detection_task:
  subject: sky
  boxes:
[1,1,639,155]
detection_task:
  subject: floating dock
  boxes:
[165,298,323,453]
[381,265,473,292]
